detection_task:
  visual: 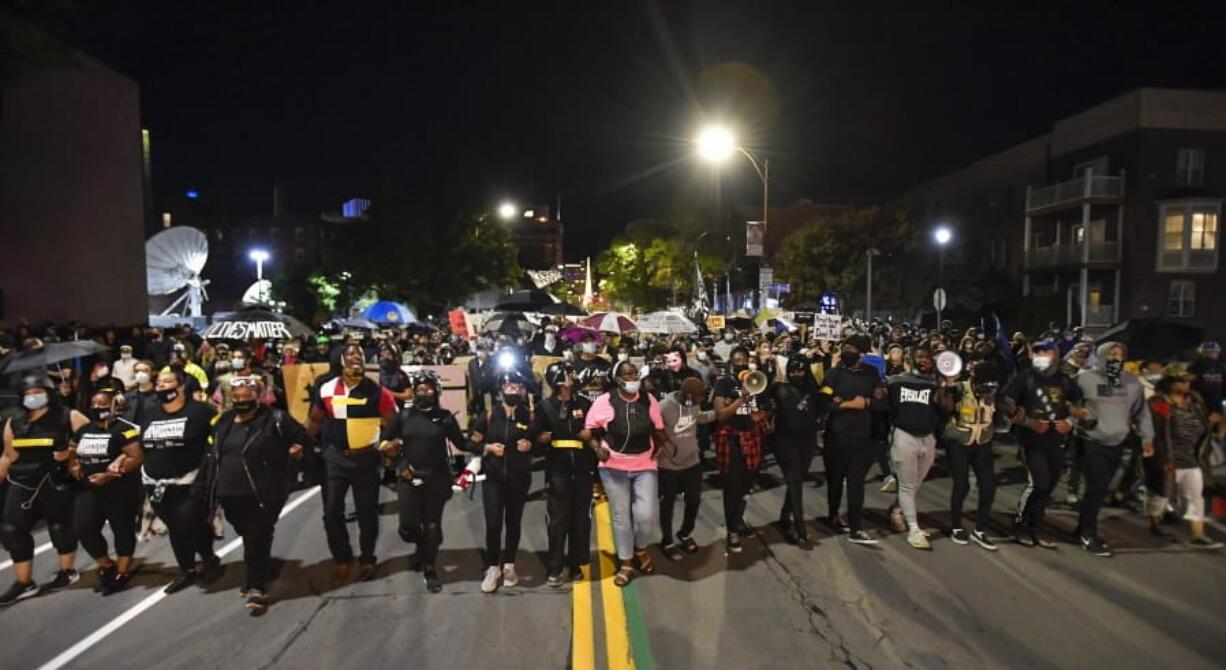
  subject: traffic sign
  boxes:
[933,287,947,312]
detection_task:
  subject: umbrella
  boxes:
[636,311,699,335]
[494,289,558,312]
[0,340,112,375]
[362,301,417,325]
[327,317,379,331]
[580,311,638,334]
[1095,318,1204,361]
[204,309,314,341]
[559,325,604,344]
[404,322,439,336]
[538,302,587,316]
[726,316,755,331]
[481,312,537,337]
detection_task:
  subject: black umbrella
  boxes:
[204,308,315,341]
[538,302,587,316]
[494,289,558,312]
[1096,318,1204,360]
[0,340,112,375]
[481,312,536,337]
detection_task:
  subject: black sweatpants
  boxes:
[482,473,530,567]
[659,464,701,545]
[148,484,215,573]
[322,457,381,565]
[397,474,452,567]
[1077,441,1124,540]
[1015,440,1065,530]
[1,477,77,562]
[822,433,874,533]
[775,437,815,529]
[74,476,142,560]
[721,436,754,532]
[947,441,996,530]
[545,466,593,574]
[220,495,284,591]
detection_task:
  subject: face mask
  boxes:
[157,388,180,403]
[232,357,247,369]
[544,335,556,347]
[1031,355,1052,372]
[620,380,641,395]
[581,343,596,355]
[503,393,524,407]
[841,351,860,368]
[135,371,151,385]
[414,394,436,409]
[23,393,49,411]
[1105,359,1123,377]
[617,353,629,362]
[381,358,398,369]
[232,399,257,413]
[120,352,132,360]
[91,406,113,422]
[724,333,734,342]
[1145,373,1162,383]
[697,350,709,361]
[683,397,694,407]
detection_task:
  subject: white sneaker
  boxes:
[480,566,502,593]
[880,475,898,493]
[907,531,932,550]
[501,563,519,588]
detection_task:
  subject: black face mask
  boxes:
[414,395,436,409]
[1105,359,1123,377]
[841,351,860,367]
[380,358,398,370]
[157,388,180,403]
[232,399,257,413]
[503,393,524,407]
[90,407,113,423]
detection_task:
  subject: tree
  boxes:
[332,187,521,316]
[594,218,726,312]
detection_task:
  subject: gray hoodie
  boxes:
[658,391,716,470]
[1075,342,1154,446]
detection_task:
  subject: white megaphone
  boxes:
[453,456,487,493]
[936,351,963,378]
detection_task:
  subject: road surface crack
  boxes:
[260,598,331,670]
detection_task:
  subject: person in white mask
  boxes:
[113,344,139,389]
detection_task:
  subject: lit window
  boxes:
[1158,203,1221,272]
[1164,212,1185,251]
[1191,212,1217,250]
[1168,280,1196,317]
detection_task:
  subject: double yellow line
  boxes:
[572,499,647,670]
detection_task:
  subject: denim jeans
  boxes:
[599,467,658,560]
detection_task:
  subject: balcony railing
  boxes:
[1085,304,1116,328]
[1025,240,1121,269]
[1027,175,1124,212]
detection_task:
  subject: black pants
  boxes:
[1113,433,1142,497]
[397,474,451,567]
[482,473,530,567]
[0,476,77,562]
[776,437,815,528]
[947,441,996,530]
[322,458,381,565]
[658,464,701,545]
[1015,440,1065,530]
[1077,441,1124,539]
[220,495,284,591]
[823,433,874,533]
[721,436,755,532]
[74,476,142,560]
[545,466,593,574]
[148,485,215,573]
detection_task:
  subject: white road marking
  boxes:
[36,486,321,670]
[0,541,54,571]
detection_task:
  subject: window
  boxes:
[1169,280,1196,317]
[1158,203,1221,271]
[1176,148,1204,187]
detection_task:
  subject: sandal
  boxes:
[613,565,635,587]
[662,543,685,561]
[634,549,655,575]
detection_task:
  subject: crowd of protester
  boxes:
[0,315,1222,615]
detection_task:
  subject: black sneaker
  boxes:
[970,530,998,552]
[1080,536,1113,557]
[245,590,270,616]
[726,532,743,554]
[782,527,800,545]
[423,567,442,593]
[94,565,117,593]
[569,566,585,582]
[676,534,699,554]
[103,572,132,595]
[164,572,196,594]
[0,581,39,606]
[1189,537,1224,550]
[546,568,569,589]
[826,516,850,534]
[45,569,80,592]
[198,557,224,585]
[950,529,970,545]
[847,530,878,545]
[661,543,685,561]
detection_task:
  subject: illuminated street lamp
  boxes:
[933,226,953,327]
[696,123,770,308]
[498,202,517,220]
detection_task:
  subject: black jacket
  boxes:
[198,407,312,510]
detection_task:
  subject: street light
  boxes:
[696,123,770,309]
[865,248,880,321]
[497,202,517,220]
[933,226,953,327]
[249,248,270,303]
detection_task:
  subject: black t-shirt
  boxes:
[713,375,755,432]
[215,420,251,497]
[384,407,465,480]
[72,419,140,478]
[772,381,819,442]
[1189,357,1224,409]
[886,372,940,437]
[822,365,881,439]
[140,400,217,479]
[1002,369,1083,448]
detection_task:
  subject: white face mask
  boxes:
[120,352,132,360]
[563,350,575,362]
[232,357,246,369]
[617,353,629,362]
[135,371,151,384]
[621,380,640,395]
[23,393,49,411]
[581,342,597,355]
[544,335,556,347]
[1032,355,1052,371]
[696,350,709,361]
[724,333,734,342]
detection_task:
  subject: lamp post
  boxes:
[933,226,952,328]
[697,124,769,309]
[248,248,270,303]
[865,248,880,321]
[497,202,517,220]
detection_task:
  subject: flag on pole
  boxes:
[582,256,593,307]
[691,253,709,313]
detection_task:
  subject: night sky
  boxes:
[61,1,1226,259]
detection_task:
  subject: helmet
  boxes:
[544,361,574,391]
[493,370,526,388]
[408,370,441,391]
[785,356,809,375]
[18,374,54,393]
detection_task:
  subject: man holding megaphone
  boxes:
[711,347,773,555]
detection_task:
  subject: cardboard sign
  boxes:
[448,310,471,337]
[706,315,726,331]
[814,312,843,341]
[281,363,335,426]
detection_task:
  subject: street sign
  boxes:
[769,283,791,294]
[814,312,843,341]
[758,265,773,297]
[706,315,726,331]
[933,287,947,312]
[746,221,764,257]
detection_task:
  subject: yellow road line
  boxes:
[595,500,636,670]
[571,562,595,670]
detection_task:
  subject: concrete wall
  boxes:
[0,52,146,327]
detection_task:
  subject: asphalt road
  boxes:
[3,440,1225,670]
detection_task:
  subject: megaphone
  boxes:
[738,369,769,396]
[936,351,963,378]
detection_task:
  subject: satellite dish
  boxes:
[146,227,210,317]
[241,280,272,306]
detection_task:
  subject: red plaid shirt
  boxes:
[714,421,769,474]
